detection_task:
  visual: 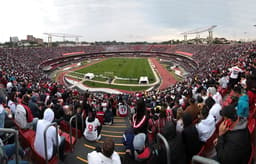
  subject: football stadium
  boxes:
[0,1,255,164]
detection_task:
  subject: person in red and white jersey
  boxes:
[228,66,243,89]
[117,102,128,117]
[83,111,102,141]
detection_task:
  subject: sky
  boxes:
[0,0,256,43]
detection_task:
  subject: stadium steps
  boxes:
[63,116,129,164]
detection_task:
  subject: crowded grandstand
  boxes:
[0,42,255,164]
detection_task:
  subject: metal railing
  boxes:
[156,133,170,164]
[81,112,85,131]
[192,155,220,164]
[44,122,59,164]
[0,128,19,164]
[69,113,82,152]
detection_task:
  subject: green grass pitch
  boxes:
[75,58,155,83]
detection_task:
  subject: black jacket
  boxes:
[160,122,186,164]
[182,125,203,163]
[216,126,251,164]
[28,99,40,118]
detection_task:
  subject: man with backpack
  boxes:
[15,94,38,130]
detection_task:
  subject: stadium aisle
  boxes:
[64,116,129,164]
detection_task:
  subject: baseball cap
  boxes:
[133,133,146,151]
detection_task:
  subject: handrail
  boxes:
[192,155,220,164]
[156,133,170,164]
[0,128,19,164]
[81,112,85,132]
[69,114,78,152]
[43,122,59,164]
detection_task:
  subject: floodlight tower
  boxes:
[47,34,52,47]
[181,25,217,43]
[43,33,82,47]
[253,25,256,42]
[181,33,188,42]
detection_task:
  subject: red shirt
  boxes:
[22,104,34,123]
[247,90,256,111]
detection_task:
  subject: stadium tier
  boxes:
[0,43,255,164]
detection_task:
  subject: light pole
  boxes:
[253,25,256,41]
[244,32,247,42]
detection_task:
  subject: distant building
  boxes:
[27,35,35,42]
[10,36,19,43]
[36,38,44,45]
[26,35,44,44]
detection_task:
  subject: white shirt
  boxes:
[218,76,229,89]
[88,151,121,164]
[202,95,208,103]
[196,114,216,142]
[6,82,13,90]
[83,117,101,141]
[8,100,16,114]
[212,92,222,105]
[179,97,185,106]
[209,103,222,123]
[15,104,28,129]
[229,66,243,79]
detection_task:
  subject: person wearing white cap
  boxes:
[133,133,151,162]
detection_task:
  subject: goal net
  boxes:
[104,72,114,79]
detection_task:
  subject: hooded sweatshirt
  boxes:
[0,104,5,132]
[196,114,216,142]
[88,151,121,164]
[237,95,249,118]
[216,119,251,164]
[34,108,60,160]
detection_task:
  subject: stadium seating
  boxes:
[248,143,255,164]
[197,130,218,157]
[30,145,59,164]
